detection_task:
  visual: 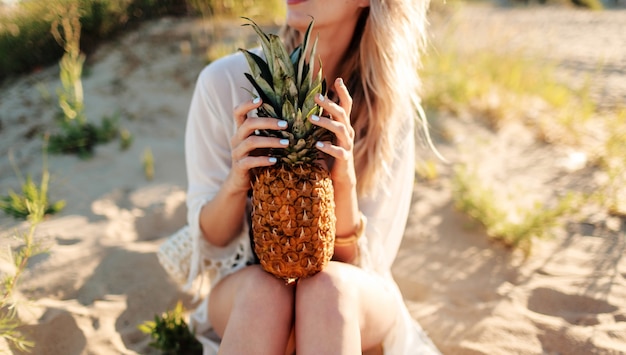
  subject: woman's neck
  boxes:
[308,23,358,84]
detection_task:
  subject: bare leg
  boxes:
[209,265,295,355]
[294,261,398,355]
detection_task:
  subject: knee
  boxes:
[296,263,357,314]
[235,266,294,308]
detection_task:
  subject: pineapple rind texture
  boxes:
[241,18,336,282]
[251,164,336,282]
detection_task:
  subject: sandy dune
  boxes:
[1,4,625,354]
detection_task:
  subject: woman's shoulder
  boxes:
[197,48,261,87]
[197,51,245,84]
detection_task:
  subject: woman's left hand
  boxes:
[311,78,360,260]
[310,78,357,188]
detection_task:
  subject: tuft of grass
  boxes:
[1,217,47,353]
[189,0,285,22]
[594,108,626,216]
[143,148,155,181]
[422,11,624,223]
[138,301,202,355]
[46,2,132,159]
[47,115,122,158]
[451,165,582,256]
[1,146,52,351]
[572,0,604,10]
[0,146,65,220]
[415,159,439,183]
[421,30,596,143]
[0,0,285,82]
[0,1,62,81]
[0,313,35,352]
[0,175,66,220]
[119,128,133,151]
[0,0,186,81]
[51,1,86,126]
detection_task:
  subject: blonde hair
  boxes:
[282,0,431,195]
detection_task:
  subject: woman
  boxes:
[183,0,440,353]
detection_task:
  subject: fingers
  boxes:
[229,98,291,184]
[232,117,288,145]
[334,78,353,118]
[310,112,354,159]
[314,78,352,127]
[234,97,262,127]
[310,114,353,146]
[230,135,286,187]
[229,154,278,192]
[231,98,288,148]
[232,155,278,173]
[308,78,356,162]
[231,136,289,164]
[314,140,351,162]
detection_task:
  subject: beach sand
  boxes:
[1,4,625,354]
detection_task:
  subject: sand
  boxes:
[1,4,625,354]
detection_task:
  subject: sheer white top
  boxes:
[184,51,440,355]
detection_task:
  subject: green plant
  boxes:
[143,147,154,181]
[1,149,52,352]
[51,1,86,125]
[47,1,114,159]
[0,313,35,352]
[415,159,439,183]
[36,3,137,159]
[594,108,626,216]
[0,1,62,81]
[421,12,626,223]
[0,0,186,81]
[47,116,121,158]
[451,165,581,256]
[0,0,284,82]
[1,215,47,353]
[0,148,65,220]
[420,28,595,143]
[119,128,133,151]
[138,301,202,355]
[571,0,604,10]
[189,0,285,21]
[0,175,66,220]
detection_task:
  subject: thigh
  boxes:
[208,264,295,338]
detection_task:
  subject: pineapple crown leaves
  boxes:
[239,17,328,158]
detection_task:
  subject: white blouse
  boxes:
[183,51,440,355]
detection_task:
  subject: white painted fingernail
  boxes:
[311,115,320,122]
[317,94,325,102]
[277,120,288,128]
[269,157,277,163]
[316,141,324,148]
[253,97,261,104]
[279,139,289,145]
[337,78,344,86]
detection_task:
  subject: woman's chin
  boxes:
[285,10,315,32]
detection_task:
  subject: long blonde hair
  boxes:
[282,0,431,195]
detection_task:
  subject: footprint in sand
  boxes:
[527,287,618,325]
[56,237,82,246]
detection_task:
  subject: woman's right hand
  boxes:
[227,98,289,193]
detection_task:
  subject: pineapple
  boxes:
[240,18,336,284]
